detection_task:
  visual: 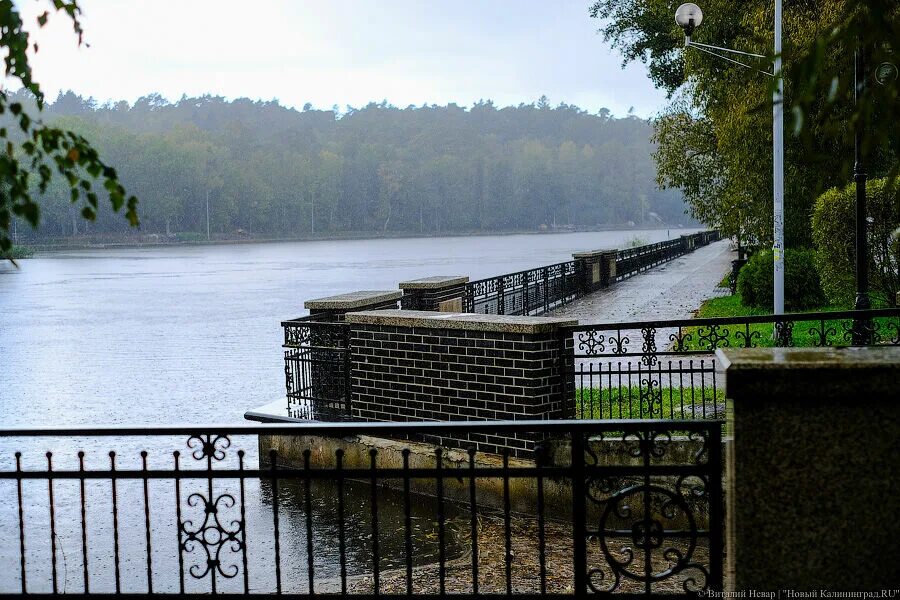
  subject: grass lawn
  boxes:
[677,293,896,350]
[576,386,727,420]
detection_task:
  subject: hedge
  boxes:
[736,248,825,310]
[812,179,899,307]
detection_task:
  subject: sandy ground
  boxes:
[550,239,735,324]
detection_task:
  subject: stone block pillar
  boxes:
[398,276,469,312]
[573,249,618,293]
[344,310,577,456]
[719,346,900,591]
[304,290,402,321]
[680,234,695,253]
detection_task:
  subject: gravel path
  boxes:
[550,239,735,324]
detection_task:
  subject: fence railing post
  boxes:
[343,325,352,415]
[543,267,550,314]
[708,423,724,591]
[570,428,587,595]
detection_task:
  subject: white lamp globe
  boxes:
[675,3,703,29]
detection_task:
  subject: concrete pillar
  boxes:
[398,276,469,312]
[719,346,900,591]
[572,249,618,293]
[304,290,402,321]
[344,309,577,457]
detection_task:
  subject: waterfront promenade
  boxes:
[550,239,734,322]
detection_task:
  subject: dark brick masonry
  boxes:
[346,311,576,457]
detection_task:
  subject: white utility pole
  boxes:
[773,0,784,314]
[675,2,786,313]
[206,189,210,241]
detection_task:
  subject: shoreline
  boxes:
[15,225,697,255]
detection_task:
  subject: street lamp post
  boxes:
[853,43,870,313]
[773,0,784,315]
[675,2,785,315]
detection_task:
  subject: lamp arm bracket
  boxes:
[687,40,768,60]
[687,42,775,77]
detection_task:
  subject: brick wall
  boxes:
[346,311,576,457]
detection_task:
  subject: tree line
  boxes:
[11,92,690,243]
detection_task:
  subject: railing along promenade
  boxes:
[462,230,719,316]
[0,420,723,596]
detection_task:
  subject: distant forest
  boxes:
[13,92,692,242]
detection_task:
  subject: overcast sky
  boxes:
[17,0,668,117]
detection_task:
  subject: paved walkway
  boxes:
[549,239,735,324]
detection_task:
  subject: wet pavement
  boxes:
[549,239,735,324]
[550,239,735,412]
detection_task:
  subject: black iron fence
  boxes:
[462,260,579,315]
[282,315,351,420]
[463,231,720,317]
[563,307,900,420]
[615,239,685,282]
[0,420,723,596]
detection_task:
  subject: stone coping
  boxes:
[345,309,578,334]
[398,275,469,290]
[717,346,900,370]
[572,248,617,258]
[304,290,402,310]
[717,346,899,400]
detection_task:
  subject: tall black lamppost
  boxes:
[852,41,872,345]
[853,42,870,313]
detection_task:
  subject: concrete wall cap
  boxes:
[304,290,402,310]
[572,249,617,258]
[717,346,900,371]
[717,346,900,401]
[345,309,578,334]
[398,276,469,290]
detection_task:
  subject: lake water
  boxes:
[0,229,692,428]
[0,229,692,592]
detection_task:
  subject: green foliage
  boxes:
[693,294,770,319]
[717,271,732,288]
[2,244,32,259]
[788,2,900,185]
[13,94,693,242]
[591,0,899,247]
[812,178,900,307]
[0,1,137,256]
[736,249,825,310]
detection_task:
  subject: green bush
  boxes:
[812,178,899,307]
[736,249,825,311]
[2,245,33,260]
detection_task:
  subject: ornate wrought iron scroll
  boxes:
[177,435,247,594]
[580,425,721,594]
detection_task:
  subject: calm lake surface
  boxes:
[0,229,692,592]
[0,229,691,428]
